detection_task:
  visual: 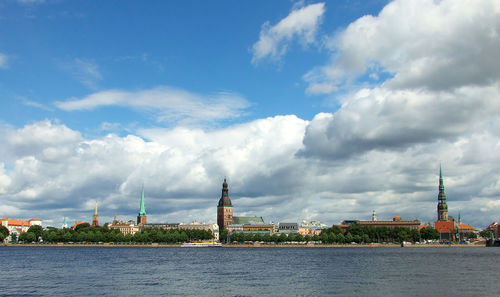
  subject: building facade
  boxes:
[217,178,233,231]
[354,216,421,230]
[1,217,42,242]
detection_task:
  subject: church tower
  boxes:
[437,166,449,221]
[137,185,147,225]
[217,178,233,231]
[92,201,99,226]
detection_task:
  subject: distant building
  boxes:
[217,178,233,231]
[434,221,455,241]
[109,220,140,235]
[354,216,421,230]
[233,216,265,225]
[485,222,500,239]
[278,222,299,233]
[298,220,327,236]
[92,201,99,226]
[137,186,147,225]
[1,217,42,242]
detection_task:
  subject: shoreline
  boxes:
[1,242,486,248]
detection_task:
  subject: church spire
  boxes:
[137,185,147,225]
[92,200,99,226]
[437,165,449,221]
[138,185,146,216]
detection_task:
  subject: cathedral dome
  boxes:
[218,178,232,207]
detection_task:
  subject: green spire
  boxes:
[438,164,446,201]
[138,185,146,216]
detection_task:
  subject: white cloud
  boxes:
[251,2,325,64]
[305,0,500,94]
[55,86,250,124]
[61,58,102,89]
[1,114,500,228]
[300,84,500,159]
[0,53,8,69]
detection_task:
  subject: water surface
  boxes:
[1,246,499,296]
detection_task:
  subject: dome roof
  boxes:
[218,178,232,207]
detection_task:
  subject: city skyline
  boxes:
[1,0,500,228]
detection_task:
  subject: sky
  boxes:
[1,0,499,229]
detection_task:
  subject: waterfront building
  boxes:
[278,222,299,233]
[353,216,421,230]
[298,220,327,236]
[485,222,500,239]
[242,224,275,233]
[92,201,99,226]
[137,186,147,225]
[1,217,42,242]
[109,220,140,235]
[217,178,233,231]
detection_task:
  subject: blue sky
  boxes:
[1,0,386,133]
[1,0,500,229]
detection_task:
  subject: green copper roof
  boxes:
[233,216,265,224]
[138,186,146,216]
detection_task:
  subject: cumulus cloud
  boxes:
[300,84,500,159]
[55,86,250,125]
[251,2,325,64]
[305,0,500,94]
[1,116,500,228]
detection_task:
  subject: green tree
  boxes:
[263,233,272,243]
[74,223,91,232]
[421,227,440,241]
[345,232,354,243]
[219,229,229,243]
[27,225,43,241]
[479,230,492,239]
[19,232,36,243]
[0,225,9,241]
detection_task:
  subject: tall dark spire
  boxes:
[218,178,232,207]
[437,165,449,221]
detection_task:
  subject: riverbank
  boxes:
[1,242,486,248]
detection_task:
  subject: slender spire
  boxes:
[138,185,146,216]
[437,165,449,221]
[92,200,99,226]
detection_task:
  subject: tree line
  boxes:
[228,225,444,244]
[13,223,213,244]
